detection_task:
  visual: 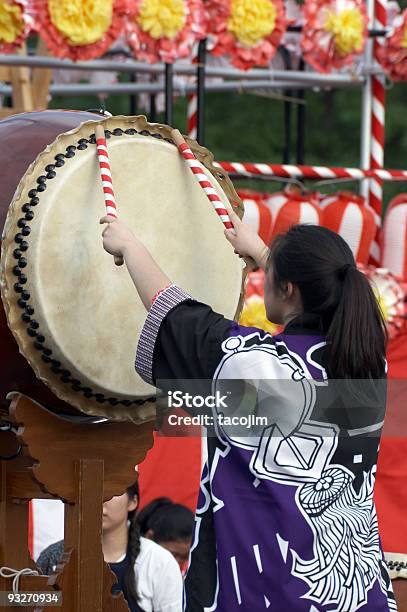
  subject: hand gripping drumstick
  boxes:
[171,129,256,268]
[95,124,124,267]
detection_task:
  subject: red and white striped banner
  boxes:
[216,161,407,183]
[96,132,118,218]
[177,141,234,230]
[369,0,387,265]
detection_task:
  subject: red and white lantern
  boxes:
[238,189,273,244]
[319,192,376,264]
[382,194,407,281]
[266,185,321,242]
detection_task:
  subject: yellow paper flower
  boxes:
[374,289,389,323]
[48,0,113,46]
[0,0,24,43]
[239,297,278,335]
[227,0,277,47]
[401,25,407,49]
[324,8,364,56]
[137,0,186,40]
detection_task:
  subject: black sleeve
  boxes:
[135,285,232,387]
[153,300,231,384]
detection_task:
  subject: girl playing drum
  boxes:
[101,213,396,612]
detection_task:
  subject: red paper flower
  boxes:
[35,0,130,61]
[125,0,206,64]
[0,0,34,53]
[301,0,368,73]
[206,0,286,70]
[377,9,407,81]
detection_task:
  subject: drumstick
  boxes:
[95,124,124,267]
[171,129,256,268]
[171,129,234,230]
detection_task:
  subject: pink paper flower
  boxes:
[358,264,407,339]
[125,0,206,64]
[35,0,130,61]
[377,9,407,81]
[301,0,368,73]
[206,0,286,70]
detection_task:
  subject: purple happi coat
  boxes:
[135,285,396,612]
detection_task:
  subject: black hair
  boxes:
[124,480,142,606]
[137,497,194,543]
[268,225,387,379]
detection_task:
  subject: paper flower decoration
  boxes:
[205,0,286,70]
[377,9,407,81]
[0,0,34,53]
[125,0,206,64]
[239,270,282,335]
[359,265,406,339]
[35,0,130,60]
[301,0,368,73]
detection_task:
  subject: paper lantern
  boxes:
[35,0,130,60]
[0,0,34,53]
[382,194,407,280]
[205,0,286,70]
[125,0,206,64]
[377,8,407,81]
[320,192,376,265]
[239,269,281,334]
[266,185,321,242]
[238,189,273,244]
[358,265,406,340]
[301,0,368,73]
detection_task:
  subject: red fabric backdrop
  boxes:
[375,332,407,553]
[138,433,201,511]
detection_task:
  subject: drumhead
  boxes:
[1,116,245,422]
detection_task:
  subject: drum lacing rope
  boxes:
[0,567,39,594]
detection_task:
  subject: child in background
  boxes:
[137,498,194,574]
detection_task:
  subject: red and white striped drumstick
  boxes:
[95,124,123,266]
[171,129,234,230]
[171,129,256,269]
[95,124,118,218]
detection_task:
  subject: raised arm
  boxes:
[100,216,171,310]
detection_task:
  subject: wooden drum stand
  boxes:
[0,393,155,612]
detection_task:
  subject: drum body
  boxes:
[0,111,244,422]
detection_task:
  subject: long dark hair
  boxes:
[137,497,194,542]
[268,225,387,379]
[124,481,142,605]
